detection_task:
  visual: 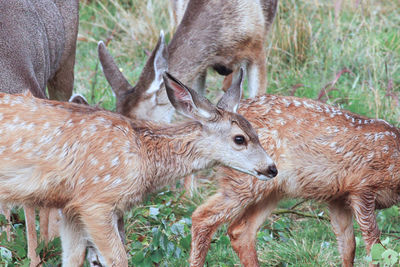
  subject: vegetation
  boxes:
[1,0,399,266]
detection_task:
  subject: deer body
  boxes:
[0,1,79,265]
[190,94,400,267]
[0,68,276,266]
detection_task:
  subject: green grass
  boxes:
[1,0,399,266]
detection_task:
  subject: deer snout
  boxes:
[256,164,278,181]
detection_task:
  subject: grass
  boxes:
[1,0,399,266]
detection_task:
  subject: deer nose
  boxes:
[257,164,278,178]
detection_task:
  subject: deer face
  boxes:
[163,70,278,181]
[98,32,175,123]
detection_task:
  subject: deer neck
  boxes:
[135,121,215,193]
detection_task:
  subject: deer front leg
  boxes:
[80,207,127,267]
[227,195,280,267]
[60,213,87,267]
[349,193,380,265]
[328,199,355,267]
[247,49,266,97]
[39,208,50,243]
[190,191,249,267]
[25,207,41,267]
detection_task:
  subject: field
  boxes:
[1,0,400,266]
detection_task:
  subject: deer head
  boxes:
[162,69,277,180]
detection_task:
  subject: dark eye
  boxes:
[234,135,246,145]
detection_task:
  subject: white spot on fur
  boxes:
[80,119,86,124]
[382,145,389,154]
[0,113,3,121]
[112,178,122,187]
[81,129,87,137]
[282,98,291,107]
[388,164,395,173]
[93,176,100,183]
[367,151,374,160]
[111,156,120,167]
[104,174,111,182]
[90,157,98,166]
[43,122,50,129]
[99,165,105,171]
[293,100,301,107]
[344,151,353,158]
[0,146,5,154]
[66,119,73,127]
[275,109,282,114]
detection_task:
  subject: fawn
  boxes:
[188,94,400,267]
[0,48,277,267]
[0,0,79,265]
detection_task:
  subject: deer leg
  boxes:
[39,208,49,243]
[349,193,380,258]
[47,208,61,240]
[87,215,125,267]
[328,200,355,267]
[80,208,127,267]
[247,49,266,97]
[25,207,41,267]
[227,195,280,267]
[190,191,251,267]
[183,174,197,197]
[60,213,86,267]
[47,51,75,101]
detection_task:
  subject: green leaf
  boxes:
[371,243,385,261]
[131,251,145,264]
[179,235,191,250]
[150,249,163,263]
[381,249,399,265]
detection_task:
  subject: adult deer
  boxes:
[189,94,400,267]
[0,0,79,265]
[109,0,278,124]
[0,44,277,267]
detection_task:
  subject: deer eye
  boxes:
[234,135,246,145]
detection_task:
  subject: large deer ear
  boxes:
[98,41,134,97]
[217,68,244,113]
[69,93,89,105]
[163,72,216,120]
[146,31,168,94]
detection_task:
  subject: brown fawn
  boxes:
[0,0,79,265]
[0,40,278,267]
[188,94,400,267]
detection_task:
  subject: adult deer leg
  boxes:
[247,49,266,97]
[328,199,355,267]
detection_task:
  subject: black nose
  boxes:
[268,165,278,177]
[256,164,278,178]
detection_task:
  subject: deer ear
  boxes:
[69,94,89,105]
[146,31,169,94]
[217,68,244,113]
[163,72,215,120]
[98,41,134,98]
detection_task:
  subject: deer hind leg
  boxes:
[86,215,126,267]
[190,191,252,267]
[80,207,127,267]
[39,208,50,244]
[227,195,280,267]
[60,213,86,267]
[247,48,266,97]
[328,200,355,267]
[349,193,380,257]
[25,207,41,267]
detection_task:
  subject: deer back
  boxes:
[221,95,400,205]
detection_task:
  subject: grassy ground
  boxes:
[1,0,399,266]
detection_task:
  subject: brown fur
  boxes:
[0,72,276,266]
[0,1,79,265]
[190,94,400,267]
